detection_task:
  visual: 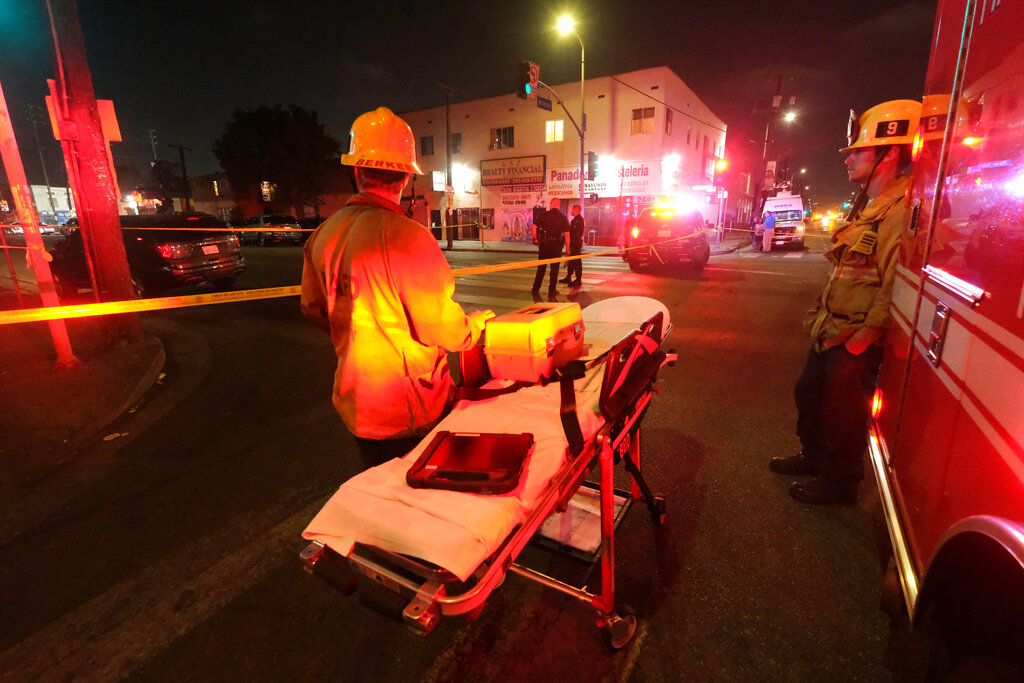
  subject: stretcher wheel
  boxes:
[606,605,638,650]
[650,495,667,526]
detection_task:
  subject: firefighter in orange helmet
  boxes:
[769,99,920,504]
[301,107,493,469]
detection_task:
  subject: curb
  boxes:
[68,334,166,448]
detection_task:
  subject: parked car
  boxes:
[238,214,303,246]
[297,216,325,244]
[624,206,711,273]
[49,212,245,298]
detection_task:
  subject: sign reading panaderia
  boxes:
[480,155,546,187]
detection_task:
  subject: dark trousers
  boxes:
[793,343,883,483]
[566,242,582,283]
[532,242,562,291]
[353,434,423,470]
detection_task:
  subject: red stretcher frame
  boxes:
[299,312,675,650]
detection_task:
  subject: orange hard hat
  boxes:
[341,107,423,175]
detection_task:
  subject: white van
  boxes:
[761,192,806,248]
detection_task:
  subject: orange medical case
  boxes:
[483,302,585,381]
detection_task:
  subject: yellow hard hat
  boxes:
[341,107,423,175]
[841,99,922,153]
[919,93,976,143]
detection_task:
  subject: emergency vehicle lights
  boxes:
[912,126,924,161]
[631,226,640,239]
[871,389,884,419]
[1006,172,1024,197]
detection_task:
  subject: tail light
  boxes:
[227,235,240,247]
[156,243,189,259]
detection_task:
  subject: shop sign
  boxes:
[547,160,660,198]
[481,155,546,187]
[499,183,546,207]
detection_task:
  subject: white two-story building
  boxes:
[400,66,726,245]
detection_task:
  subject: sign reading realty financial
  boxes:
[480,155,546,187]
[547,160,661,198]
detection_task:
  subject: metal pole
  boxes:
[28,110,59,222]
[0,78,77,366]
[438,83,455,250]
[168,143,192,210]
[578,34,585,221]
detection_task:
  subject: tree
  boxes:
[212,105,341,216]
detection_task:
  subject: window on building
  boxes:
[687,126,691,145]
[665,109,673,135]
[489,126,514,150]
[421,136,434,156]
[545,120,564,143]
[450,132,462,154]
[631,108,655,135]
[212,180,219,197]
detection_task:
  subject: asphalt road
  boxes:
[0,232,908,681]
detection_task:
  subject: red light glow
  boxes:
[871,389,883,419]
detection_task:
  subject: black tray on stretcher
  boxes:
[405,431,535,495]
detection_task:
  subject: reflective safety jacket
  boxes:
[301,193,480,439]
[804,174,910,351]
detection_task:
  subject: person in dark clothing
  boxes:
[560,204,585,288]
[531,197,571,294]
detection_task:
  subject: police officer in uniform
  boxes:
[530,197,571,295]
[769,100,921,504]
[301,107,492,470]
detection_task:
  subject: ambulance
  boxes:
[869,0,1024,673]
[761,191,806,248]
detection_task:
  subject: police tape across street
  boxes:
[0,235,691,325]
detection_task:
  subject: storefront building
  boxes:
[400,66,727,245]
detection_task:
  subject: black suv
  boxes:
[50,212,246,298]
[625,207,711,273]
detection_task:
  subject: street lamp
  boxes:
[557,15,585,219]
[783,111,797,123]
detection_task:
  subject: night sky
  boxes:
[1,0,937,207]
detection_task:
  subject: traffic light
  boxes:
[587,151,597,181]
[517,61,531,99]
[516,61,538,100]
[713,158,729,188]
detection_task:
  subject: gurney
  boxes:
[299,296,676,648]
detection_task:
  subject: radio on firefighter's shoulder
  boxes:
[850,229,878,255]
[481,302,585,382]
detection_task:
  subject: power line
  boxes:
[608,75,727,133]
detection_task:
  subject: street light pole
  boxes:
[558,16,585,219]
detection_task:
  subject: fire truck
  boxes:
[869,0,1024,672]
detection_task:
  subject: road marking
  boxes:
[0,498,322,680]
[783,252,804,258]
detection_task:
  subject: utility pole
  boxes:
[47,0,139,342]
[147,129,158,159]
[750,75,797,218]
[167,143,192,210]
[437,83,456,250]
[26,105,58,222]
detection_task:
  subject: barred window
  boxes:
[665,109,673,135]
[489,126,515,150]
[421,136,434,156]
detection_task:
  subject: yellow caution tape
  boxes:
[0,236,690,325]
[0,285,301,325]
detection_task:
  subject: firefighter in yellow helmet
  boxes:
[301,107,493,469]
[769,99,920,504]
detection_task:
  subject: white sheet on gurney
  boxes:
[302,366,605,581]
[302,297,669,582]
